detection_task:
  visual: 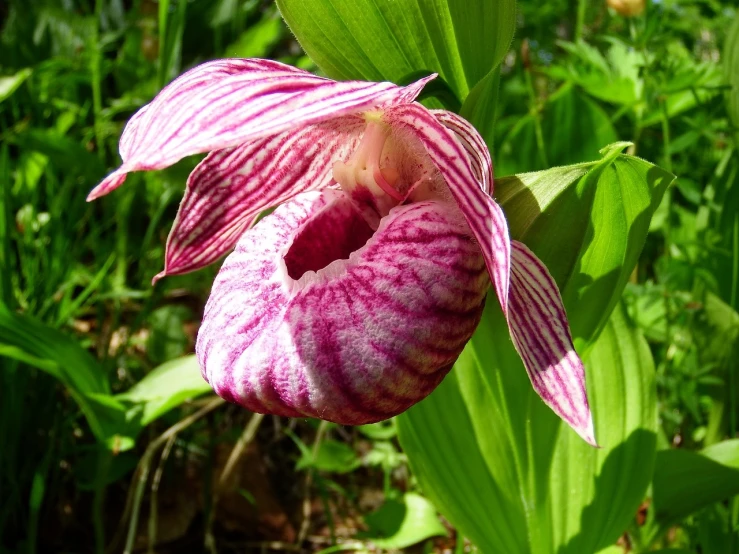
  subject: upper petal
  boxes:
[156,115,365,280]
[432,109,494,195]
[88,59,435,200]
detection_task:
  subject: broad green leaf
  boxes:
[460,66,501,153]
[650,439,739,535]
[398,303,657,554]
[0,303,129,447]
[497,143,675,348]
[496,84,619,176]
[397,370,528,553]
[363,493,447,550]
[727,13,739,138]
[277,0,515,98]
[116,355,212,427]
[548,304,657,554]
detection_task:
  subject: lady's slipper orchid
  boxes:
[89,59,596,445]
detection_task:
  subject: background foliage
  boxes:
[1,0,738,553]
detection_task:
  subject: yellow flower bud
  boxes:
[607,0,645,17]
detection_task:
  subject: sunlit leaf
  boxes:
[0,68,32,104]
[398,303,657,554]
[295,439,361,474]
[277,0,515,98]
[116,355,212,427]
[363,493,447,550]
[497,143,674,348]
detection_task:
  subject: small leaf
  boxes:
[223,12,285,58]
[0,68,32,103]
[363,493,447,550]
[651,439,739,532]
[357,419,397,440]
[295,440,361,474]
[116,355,211,426]
[146,305,194,365]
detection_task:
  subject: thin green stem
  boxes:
[524,70,549,168]
[157,0,171,89]
[575,0,587,42]
[91,0,105,163]
[122,398,225,554]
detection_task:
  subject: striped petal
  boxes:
[509,240,596,445]
[385,104,594,443]
[156,115,365,280]
[197,189,489,423]
[433,110,494,195]
[384,104,510,311]
[88,59,434,200]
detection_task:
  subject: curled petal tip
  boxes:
[87,169,128,201]
[151,270,167,285]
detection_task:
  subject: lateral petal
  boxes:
[88,59,434,200]
[384,104,510,311]
[156,115,365,280]
[432,109,493,195]
[508,240,596,445]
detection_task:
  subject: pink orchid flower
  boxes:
[89,59,596,445]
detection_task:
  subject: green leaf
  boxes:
[651,440,739,533]
[362,493,447,549]
[357,419,398,440]
[0,303,130,448]
[116,355,212,427]
[223,12,285,58]
[295,440,361,474]
[0,68,32,104]
[460,66,501,153]
[276,0,515,98]
[398,303,657,554]
[496,143,674,348]
[548,305,657,554]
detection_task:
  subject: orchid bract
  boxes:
[90,59,595,445]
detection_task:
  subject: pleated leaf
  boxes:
[276,0,516,98]
[398,303,657,554]
[397,149,672,553]
[496,143,674,348]
[548,304,657,554]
